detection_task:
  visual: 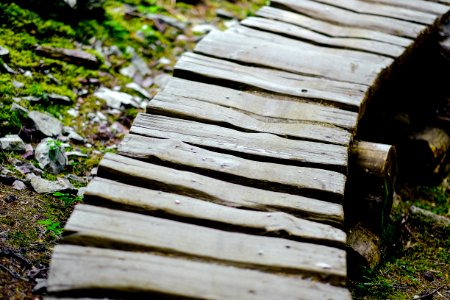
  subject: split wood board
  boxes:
[151,77,359,131]
[360,0,449,15]
[194,26,393,86]
[174,52,368,110]
[130,113,349,172]
[241,16,404,58]
[63,204,347,282]
[119,134,346,197]
[270,0,425,38]
[148,81,353,145]
[311,0,437,24]
[256,6,412,47]
[48,245,352,299]
[86,176,345,230]
[98,153,346,212]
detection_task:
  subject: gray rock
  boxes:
[47,93,72,105]
[1,62,17,74]
[35,45,99,68]
[28,111,63,137]
[145,14,186,31]
[0,135,26,151]
[126,82,151,98]
[154,73,172,90]
[94,87,142,109]
[120,64,137,79]
[192,24,217,35]
[35,138,68,174]
[11,103,29,116]
[30,176,75,194]
[12,180,26,191]
[12,80,24,89]
[0,45,9,57]
[14,161,43,176]
[62,126,84,143]
[131,52,151,77]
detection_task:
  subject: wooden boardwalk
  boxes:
[46,1,449,299]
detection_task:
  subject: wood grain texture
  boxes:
[153,78,359,130]
[148,81,352,145]
[271,0,425,38]
[256,6,412,47]
[194,26,392,86]
[312,0,437,24]
[361,0,449,15]
[63,204,347,282]
[130,113,349,172]
[98,153,345,208]
[119,135,346,197]
[174,53,367,110]
[48,245,353,299]
[241,16,404,58]
[85,176,345,229]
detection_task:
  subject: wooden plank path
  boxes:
[46,1,449,299]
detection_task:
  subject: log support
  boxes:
[346,141,397,271]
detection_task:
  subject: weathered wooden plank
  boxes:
[427,0,450,5]
[271,0,425,38]
[130,113,349,171]
[48,245,352,299]
[98,153,345,207]
[63,204,347,282]
[86,176,344,229]
[256,6,412,47]
[312,0,437,24]
[194,26,393,86]
[86,177,344,232]
[361,0,449,15]
[174,53,367,110]
[149,87,352,145]
[154,78,359,131]
[241,16,404,58]
[119,135,346,197]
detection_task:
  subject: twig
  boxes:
[0,263,27,281]
[413,285,447,300]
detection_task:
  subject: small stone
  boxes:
[35,45,99,68]
[35,138,68,174]
[23,70,33,78]
[28,111,63,137]
[30,176,75,194]
[63,126,84,143]
[141,76,154,88]
[216,9,235,19]
[175,200,181,204]
[12,80,24,89]
[0,135,26,151]
[126,82,151,98]
[12,180,26,191]
[1,62,17,74]
[10,103,29,116]
[94,87,142,109]
[67,108,79,117]
[120,64,137,79]
[0,45,9,57]
[154,73,171,90]
[158,57,171,65]
[192,24,217,35]
[131,52,151,76]
[47,93,72,105]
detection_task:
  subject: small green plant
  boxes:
[38,218,64,237]
[53,191,83,207]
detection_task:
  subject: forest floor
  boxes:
[0,1,449,299]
